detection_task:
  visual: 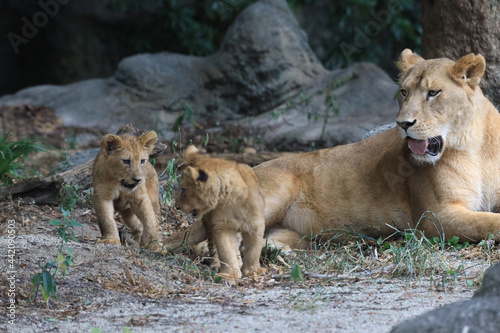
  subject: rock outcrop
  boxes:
[0,0,398,149]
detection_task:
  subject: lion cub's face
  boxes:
[177,146,220,217]
[395,49,486,164]
[177,165,219,218]
[100,132,157,191]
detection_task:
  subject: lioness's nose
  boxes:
[397,119,417,131]
[132,177,142,183]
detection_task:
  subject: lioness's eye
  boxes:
[140,159,146,165]
[123,159,130,165]
[181,188,186,194]
[400,89,407,98]
[427,90,441,99]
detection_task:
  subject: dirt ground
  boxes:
[0,200,495,333]
[0,105,498,332]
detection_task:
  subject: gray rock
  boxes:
[390,263,500,333]
[0,0,398,148]
[360,123,396,141]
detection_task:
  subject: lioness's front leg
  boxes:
[94,199,120,245]
[164,219,207,250]
[422,206,500,242]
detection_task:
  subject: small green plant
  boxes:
[160,158,180,207]
[0,133,45,185]
[290,264,304,283]
[28,185,82,306]
[172,103,197,132]
[429,236,470,250]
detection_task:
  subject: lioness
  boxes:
[166,49,500,250]
[93,131,162,250]
[177,146,265,283]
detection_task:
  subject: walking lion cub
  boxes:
[93,131,162,250]
[176,146,265,284]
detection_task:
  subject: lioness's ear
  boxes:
[184,145,200,165]
[101,134,122,156]
[449,53,486,90]
[139,131,157,153]
[396,49,424,78]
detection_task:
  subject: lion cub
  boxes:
[93,131,161,250]
[177,146,265,284]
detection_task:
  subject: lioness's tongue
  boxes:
[408,138,428,155]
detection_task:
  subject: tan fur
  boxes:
[176,146,265,284]
[167,50,500,250]
[92,131,161,250]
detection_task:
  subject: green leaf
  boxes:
[91,328,103,333]
[49,219,62,227]
[42,270,56,297]
[44,261,57,270]
[32,272,42,286]
[123,326,133,333]
[290,264,304,283]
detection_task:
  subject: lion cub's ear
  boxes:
[449,53,486,90]
[139,131,157,153]
[184,145,200,165]
[186,166,208,184]
[396,49,424,78]
[101,134,123,156]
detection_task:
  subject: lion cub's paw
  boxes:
[146,242,167,254]
[216,272,239,286]
[242,267,267,277]
[96,237,121,245]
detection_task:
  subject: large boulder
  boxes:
[0,0,398,148]
[390,263,500,333]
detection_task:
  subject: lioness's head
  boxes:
[395,49,486,164]
[176,146,219,218]
[99,131,157,191]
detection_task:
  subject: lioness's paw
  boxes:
[96,238,121,245]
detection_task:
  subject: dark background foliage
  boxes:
[0,0,421,95]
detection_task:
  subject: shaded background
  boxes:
[0,0,421,96]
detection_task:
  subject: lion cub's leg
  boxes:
[119,208,144,244]
[241,220,265,277]
[94,199,121,245]
[132,198,160,248]
[212,226,242,285]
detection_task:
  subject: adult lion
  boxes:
[167,49,500,250]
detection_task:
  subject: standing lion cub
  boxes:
[93,131,162,250]
[177,146,265,284]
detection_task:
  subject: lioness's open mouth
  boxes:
[121,180,138,190]
[407,136,443,156]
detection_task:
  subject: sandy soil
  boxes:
[0,201,493,333]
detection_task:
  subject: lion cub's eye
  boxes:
[181,188,186,194]
[123,159,131,165]
[427,90,441,99]
[140,159,146,165]
[400,89,407,98]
